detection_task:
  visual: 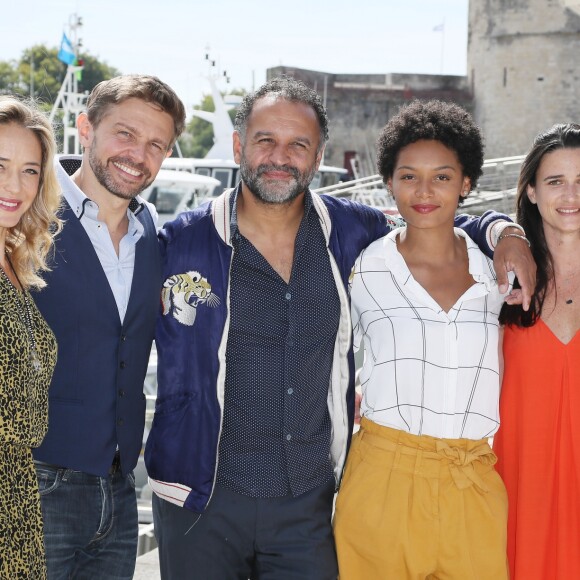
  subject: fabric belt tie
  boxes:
[435,440,497,493]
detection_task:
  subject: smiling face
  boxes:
[527,147,580,237]
[387,139,470,230]
[233,96,323,205]
[78,97,174,200]
[0,122,42,241]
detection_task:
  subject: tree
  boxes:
[0,44,120,105]
[19,46,67,104]
[77,53,121,96]
[0,61,19,96]
[177,88,245,159]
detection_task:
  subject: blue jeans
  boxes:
[35,462,138,580]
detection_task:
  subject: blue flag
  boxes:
[57,33,76,65]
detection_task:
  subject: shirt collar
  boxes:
[384,226,500,289]
[229,182,314,241]
[55,155,145,237]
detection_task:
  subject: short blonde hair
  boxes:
[0,96,62,289]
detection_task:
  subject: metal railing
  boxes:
[475,155,525,192]
[313,174,386,196]
[313,154,525,216]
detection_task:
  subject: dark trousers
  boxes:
[153,480,338,580]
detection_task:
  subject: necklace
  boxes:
[0,254,42,372]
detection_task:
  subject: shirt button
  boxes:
[121,334,127,342]
[118,389,125,397]
[286,434,292,441]
[287,388,293,395]
[120,361,126,369]
[285,292,291,300]
[117,418,124,426]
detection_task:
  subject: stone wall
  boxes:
[468,0,580,158]
[267,66,472,173]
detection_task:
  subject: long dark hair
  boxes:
[500,123,580,327]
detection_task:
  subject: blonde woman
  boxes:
[0,96,61,578]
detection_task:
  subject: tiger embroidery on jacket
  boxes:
[161,271,220,326]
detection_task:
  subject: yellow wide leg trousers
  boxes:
[334,418,509,579]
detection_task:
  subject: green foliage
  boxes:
[0,61,19,95]
[77,53,121,95]
[178,94,216,158]
[0,44,120,105]
[21,46,66,104]
[0,45,62,102]
[177,88,245,158]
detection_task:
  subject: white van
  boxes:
[162,158,239,196]
[141,169,221,226]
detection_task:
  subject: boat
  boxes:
[139,169,221,226]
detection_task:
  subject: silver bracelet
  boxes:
[497,232,531,247]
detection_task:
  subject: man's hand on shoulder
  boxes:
[493,226,536,311]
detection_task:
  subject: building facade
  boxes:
[267,66,472,173]
[468,0,580,158]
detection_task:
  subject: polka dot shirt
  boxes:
[216,190,340,498]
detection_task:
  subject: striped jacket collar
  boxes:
[210,185,333,246]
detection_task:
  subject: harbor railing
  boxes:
[313,154,525,216]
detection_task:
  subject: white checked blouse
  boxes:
[350,227,510,440]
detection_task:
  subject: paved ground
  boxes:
[134,549,161,580]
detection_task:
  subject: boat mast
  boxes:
[189,50,239,159]
[49,14,86,155]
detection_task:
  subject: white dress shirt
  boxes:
[350,227,511,440]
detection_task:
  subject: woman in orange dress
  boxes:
[494,123,580,579]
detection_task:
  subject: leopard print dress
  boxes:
[0,274,56,579]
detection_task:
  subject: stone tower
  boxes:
[468,0,580,158]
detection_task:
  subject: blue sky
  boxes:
[2,0,469,116]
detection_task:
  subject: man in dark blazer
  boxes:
[32,75,185,579]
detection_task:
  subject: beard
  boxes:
[239,158,318,205]
[88,146,153,201]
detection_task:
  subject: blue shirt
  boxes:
[216,190,340,497]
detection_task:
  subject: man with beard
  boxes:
[31,75,185,579]
[146,76,535,579]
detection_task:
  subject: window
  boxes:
[212,169,233,195]
[150,188,189,214]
